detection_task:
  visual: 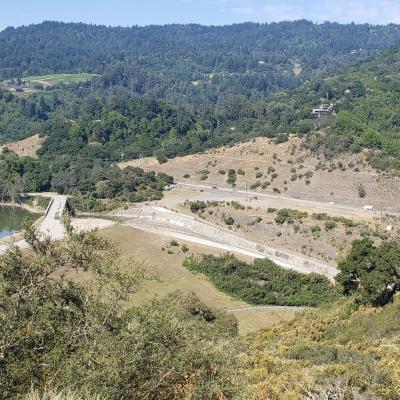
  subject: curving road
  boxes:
[0,191,341,281]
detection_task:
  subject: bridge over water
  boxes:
[0,194,68,255]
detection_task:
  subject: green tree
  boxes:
[0,220,240,399]
[336,239,400,306]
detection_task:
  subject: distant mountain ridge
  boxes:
[2,20,400,106]
[1,23,400,178]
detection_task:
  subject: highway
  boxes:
[172,181,382,222]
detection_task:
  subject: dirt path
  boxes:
[225,305,310,313]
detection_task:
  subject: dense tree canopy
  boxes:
[0,149,173,209]
[0,221,240,399]
[1,18,400,400]
[2,21,400,108]
[1,22,400,206]
[303,45,400,169]
[184,254,339,307]
[337,238,400,306]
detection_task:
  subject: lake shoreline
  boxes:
[0,201,44,214]
[0,204,43,244]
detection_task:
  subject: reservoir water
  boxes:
[0,206,40,238]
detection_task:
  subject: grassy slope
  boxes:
[24,73,97,86]
[244,297,400,399]
[98,226,301,335]
[0,134,45,158]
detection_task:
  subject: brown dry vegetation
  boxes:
[244,297,400,399]
[0,134,45,158]
[98,225,301,335]
[120,136,400,214]
[178,200,400,264]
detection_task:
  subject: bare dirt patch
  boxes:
[0,134,45,158]
[293,61,302,76]
[119,156,159,169]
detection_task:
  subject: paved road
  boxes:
[172,181,382,221]
[36,195,67,240]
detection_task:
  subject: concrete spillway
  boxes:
[125,205,338,281]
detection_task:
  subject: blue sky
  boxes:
[2,0,400,29]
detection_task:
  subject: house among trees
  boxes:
[10,86,24,92]
[312,103,334,117]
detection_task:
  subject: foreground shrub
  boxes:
[0,221,241,399]
[337,238,400,306]
[245,298,400,400]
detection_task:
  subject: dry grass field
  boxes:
[24,73,97,87]
[120,136,400,214]
[0,134,45,158]
[118,136,400,267]
[99,225,301,335]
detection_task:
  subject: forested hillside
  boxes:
[2,21,400,106]
[1,18,400,399]
[2,42,400,206]
[0,85,258,157]
[246,43,400,170]
[0,83,268,208]
[1,22,400,209]
[309,44,400,170]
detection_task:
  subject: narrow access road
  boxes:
[225,305,311,313]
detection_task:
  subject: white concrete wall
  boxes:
[128,206,338,280]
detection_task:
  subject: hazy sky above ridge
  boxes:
[2,0,400,29]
